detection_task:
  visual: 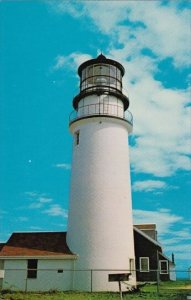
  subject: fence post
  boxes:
[118,280,123,300]
[90,269,93,293]
[156,250,160,296]
[25,276,28,293]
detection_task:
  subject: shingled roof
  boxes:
[0,232,75,257]
[0,243,5,251]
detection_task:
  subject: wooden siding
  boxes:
[134,229,170,281]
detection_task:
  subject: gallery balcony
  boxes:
[69,103,133,127]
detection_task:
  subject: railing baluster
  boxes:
[69,103,133,126]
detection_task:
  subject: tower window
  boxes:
[75,131,80,145]
[27,259,38,279]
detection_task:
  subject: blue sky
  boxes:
[0,1,190,275]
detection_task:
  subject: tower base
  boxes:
[72,266,136,292]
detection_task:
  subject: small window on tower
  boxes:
[75,131,80,145]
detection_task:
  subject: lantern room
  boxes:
[79,54,123,92]
[73,54,129,111]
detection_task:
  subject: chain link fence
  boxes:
[0,268,190,298]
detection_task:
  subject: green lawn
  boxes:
[0,281,190,300]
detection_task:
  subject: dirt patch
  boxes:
[165,285,191,290]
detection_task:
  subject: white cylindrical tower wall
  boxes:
[67,55,136,291]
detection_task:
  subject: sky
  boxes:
[0,0,190,276]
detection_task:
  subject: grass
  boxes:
[0,281,190,300]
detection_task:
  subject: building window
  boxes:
[160,260,168,274]
[75,131,80,146]
[140,257,149,272]
[57,269,63,273]
[27,259,38,279]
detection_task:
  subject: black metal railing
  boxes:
[69,103,133,125]
[80,80,122,94]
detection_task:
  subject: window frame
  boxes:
[129,258,135,272]
[27,259,38,279]
[74,130,80,146]
[140,257,150,272]
[57,269,64,273]
[80,63,122,92]
[159,260,169,274]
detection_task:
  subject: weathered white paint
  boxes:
[0,270,4,279]
[67,93,136,291]
[169,262,176,281]
[2,259,75,292]
[0,260,4,279]
[3,260,26,291]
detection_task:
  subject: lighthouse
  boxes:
[67,54,136,291]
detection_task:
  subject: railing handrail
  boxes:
[69,103,133,125]
[78,103,123,109]
[79,84,122,95]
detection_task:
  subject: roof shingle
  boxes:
[0,232,74,257]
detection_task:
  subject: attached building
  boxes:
[134,224,176,282]
[0,225,175,292]
[0,232,77,291]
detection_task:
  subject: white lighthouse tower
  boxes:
[67,54,136,291]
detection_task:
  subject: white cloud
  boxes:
[173,252,191,261]
[184,221,191,225]
[164,231,191,245]
[120,53,190,178]
[133,209,182,236]
[165,244,191,259]
[25,191,38,197]
[48,1,191,179]
[124,2,190,67]
[26,192,53,209]
[52,53,92,72]
[132,180,167,192]
[53,55,65,70]
[49,1,191,67]
[54,163,71,170]
[29,226,43,231]
[29,202,43,209]
[25,191,68,220]
[38,197,52,203]
[47,0,85,18]
[43,204,68,218]
[51,51,190,179]
[133,208,191,261]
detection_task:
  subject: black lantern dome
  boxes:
[78,54,125,77]
[73,54,129,110]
